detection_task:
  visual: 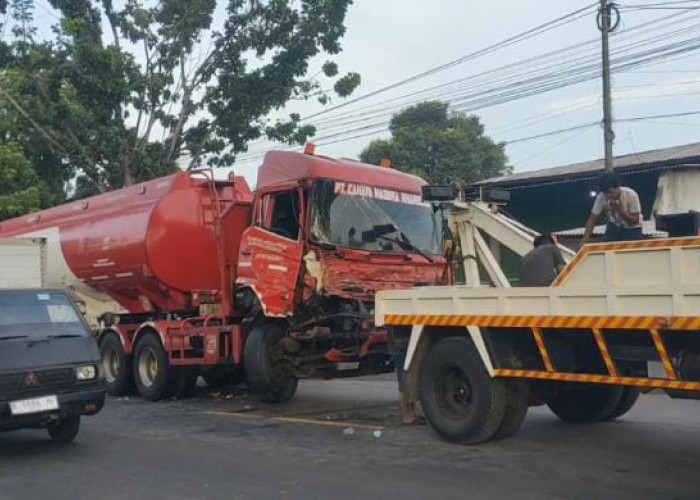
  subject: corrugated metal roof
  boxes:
[476,142,700,186]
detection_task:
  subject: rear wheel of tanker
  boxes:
[604,387,640,421]
[492,379,530,441]
[547,384,624,423]
[133,333,179,401]
[420,337,506,444]
[100,333,134,396]
[244,322,298,403]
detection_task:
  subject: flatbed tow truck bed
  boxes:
[376,236,700,443]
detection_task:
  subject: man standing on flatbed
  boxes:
[583,172,643,243]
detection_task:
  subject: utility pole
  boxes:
[599,0,615,171]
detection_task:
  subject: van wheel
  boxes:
[420,337,506,444]
[547,385,624,423]
[47,416,81,444]
[100,333,134,396]
[133,333,179,401]
[244,322,298,403]
[605,387,640,420]
[492,379,529,440]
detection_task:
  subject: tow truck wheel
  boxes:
[605,387,640,421]
[99,333,135,396]
[244,322,298,403]
[420,337,507,444]
[492,379,530,440]
[133,333,179,401]
[547,385,624,423]
[47,416,81,444]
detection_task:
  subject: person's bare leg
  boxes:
[400,391,419,424]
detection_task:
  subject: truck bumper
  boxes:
[0,387,106,432]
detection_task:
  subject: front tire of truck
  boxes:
[420,337,507,444]
[547,385,624,423]
[244,322,298,404]
[133,333,179,401]
[492,379,529,440]
[100,333,135,396]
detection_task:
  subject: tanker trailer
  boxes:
[0,149,447,402]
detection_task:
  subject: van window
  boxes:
[0,292,89,341]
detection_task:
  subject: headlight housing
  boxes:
[76,365,97,381]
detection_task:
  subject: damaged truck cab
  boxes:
[235,151,446,398]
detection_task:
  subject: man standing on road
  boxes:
[582,172,643,244]
[518,234,565,287]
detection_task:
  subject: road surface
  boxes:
[0,376,698,499]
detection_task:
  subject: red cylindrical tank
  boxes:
[0,172,253,314]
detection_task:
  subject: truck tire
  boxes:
[244,322,298,403]
[420,337,507,444]
[47,416,81,444]
[133,333,179,401]
[492,379,529,440]
[605,387,640,421]
[547,385,624,423]
[100,333,135,396]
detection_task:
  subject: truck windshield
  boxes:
[310,180,441,255]
[0,292,88,341]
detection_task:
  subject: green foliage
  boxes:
[0,142,43,219]
[360,101,510,184]
[0,0,359,219]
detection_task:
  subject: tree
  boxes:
[359,101,510,185]
[0,0,361,207]
[0,142,43,219]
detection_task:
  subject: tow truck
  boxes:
[375,186,700,443]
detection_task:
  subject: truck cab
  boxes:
[235,150,446,400]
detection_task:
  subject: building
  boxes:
[474,143,700,234]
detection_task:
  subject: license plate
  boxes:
[9,395,59,416]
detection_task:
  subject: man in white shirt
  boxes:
[582,172,642,244]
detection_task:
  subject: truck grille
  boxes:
[0,367,75,399]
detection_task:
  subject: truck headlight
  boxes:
[76,365,97,381]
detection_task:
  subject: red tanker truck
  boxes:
[0,148,446,402]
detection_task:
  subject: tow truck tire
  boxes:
[492,379,530,440]
[99,333,135,396]
[133,333,179,401]
[47,416,81,444]
[547,385,624,423]
[420,337,507,444]
[605,387,640,421]
[244,322,298,403]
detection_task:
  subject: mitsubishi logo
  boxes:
[24,372,39,387]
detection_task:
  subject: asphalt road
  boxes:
[0,376,698,500]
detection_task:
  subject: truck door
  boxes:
[238,189,304,317]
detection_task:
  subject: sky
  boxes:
[31,1,700,187]
[230,0,700,185]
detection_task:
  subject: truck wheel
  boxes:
[547,385,624,423]
[173,367,199,399]
[420,337,506,444]
[492,379,529,440]
[605,387,640,421]
[244,322,298,403]
[100,333,135,396]
[47,416,81,444]
[133,333,179,401]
